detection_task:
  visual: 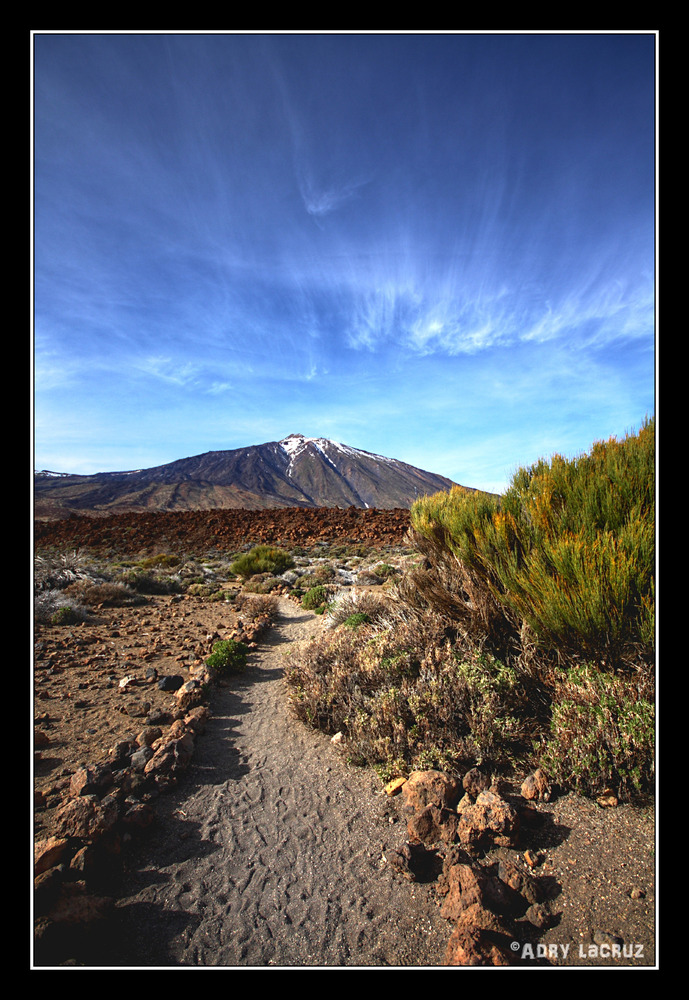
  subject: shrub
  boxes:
[539,663,655,799]
[62,579,145,607]
[230,546,294,580]
[50,604,86,626]
[343,612,371,629]
[34,550,91,592]
[138,553,181,569]
[410,418,655,670]
[206,639,249,676]
[186,582,221,598]
[302,585,328,611]
[234,592,280,621]
[119,568,183,595]
[34,590,90,626]
[403,418,655,798]
[286,421,655,801]
[286,602,533,776]
[326,590,392,629]
[242,574,284,594]
[373,563,400,579]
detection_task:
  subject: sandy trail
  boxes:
[108,599,450,968]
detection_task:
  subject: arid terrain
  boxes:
[33,507,656,969]
[34,505,413,553]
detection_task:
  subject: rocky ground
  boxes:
[32,508,657,969]
[34,505,413,554]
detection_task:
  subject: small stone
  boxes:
[384,776,407,796]
[401,770,461,813]
[457,790,520,850]
[407,804,459,845]
[130,746,155,770]
[135,726,163,747]
[174,679,203,710]
[597,789,619,808]
[69,764,113,798]
[520,768,551,802]
[158,674,184,692]
[34,836,70,876]
[526,902,554,929]
[462,767,490,799]
[54,794,119,840]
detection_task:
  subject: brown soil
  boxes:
[33,509,657,969]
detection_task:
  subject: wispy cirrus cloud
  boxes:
[33,32,656,490]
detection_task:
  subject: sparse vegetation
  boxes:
[118,568,184,595]
[287,420,656,800]
[34,589,91,626]
[62,579,146,607]
[50,603,88,626]
[234,592,280,621]
[34,425,655,803]
[230,545,294,580]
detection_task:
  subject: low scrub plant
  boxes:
[234,592,280,621]
[118,568,184,595]
[34,550,92,592]
[325,590,392,630]
[62,579,145,608]
[34,590,90,626]
[186,581,223,598]
[138,553,181,569]
[343,612,371,629]
[539,662,655,799]
[285,603,534,777]
[206,639,249,676]
[301,585,329,612]
[230,546,294,580]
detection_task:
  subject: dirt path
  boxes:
[106,598,450,968]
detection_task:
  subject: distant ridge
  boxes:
[34,433,473,517]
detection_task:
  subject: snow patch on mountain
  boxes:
[279,433,400,472]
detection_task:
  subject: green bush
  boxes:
[50,604,85,626]
[138,553,181,569]
[411,418,655,669]
[230,546,294,580]
[205,639,249,676]
[343,612,371,629]
[186,582,222,598]
[119,568,183,595]
[302,585,327,611]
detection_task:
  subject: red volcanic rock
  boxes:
[35,507,412,555]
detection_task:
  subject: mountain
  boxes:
[34,433,470,517]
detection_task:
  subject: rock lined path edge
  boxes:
[107,598,450,968]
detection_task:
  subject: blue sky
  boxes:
[33,31,656,494]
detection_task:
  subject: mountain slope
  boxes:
[34,433,470,516]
